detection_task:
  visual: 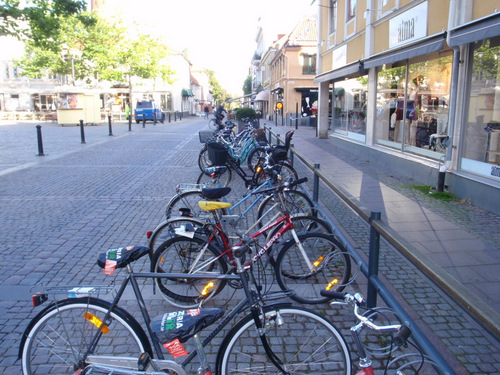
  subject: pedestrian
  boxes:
[204,106,209,119]
[125,101,130,120]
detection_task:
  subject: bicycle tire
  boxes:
[246,146,267,171]
[20,297,150,375]
[275,233,351,304]
[257,189,314,226]
[148,217,207,257]
[151,236,228,308]
[196,168,232,188]
[255,162,298,186]
[166,190,228,220]
[216,305,351,374]
[198,144,213,172]
[208,119,218,130]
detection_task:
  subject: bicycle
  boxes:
[196,130,297,189]
[320,289,446,374]
[19,243,351,375]
[151,178,351,308]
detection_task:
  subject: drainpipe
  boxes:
[439,0,459,191]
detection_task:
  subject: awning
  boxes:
[314,61,365,83]
[363,33,445,69]
[447,13,500,47]
[181,89,194,97]
[254,89,269,101]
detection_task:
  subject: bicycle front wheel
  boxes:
[152,236,228,308]
[20,298,150,375]
[216,305,351,374]
[276,233,351,304]
[208,119,218,130]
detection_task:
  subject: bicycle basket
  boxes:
[199,130,216,143]
[207,142,229,165]
[254,128,268,143]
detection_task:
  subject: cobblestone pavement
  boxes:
[0,118,499,374]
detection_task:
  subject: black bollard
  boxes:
[174,112,177,122]
[142,115,146,128]
[128,113,132,131]
[36,125,45,156]
[108,115,113,136]
[79,119,86,144]
[168,112,171,123]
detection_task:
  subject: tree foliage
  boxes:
[243,75,252,95]
[0,0,91,45]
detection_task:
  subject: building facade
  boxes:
[315,0,500,214]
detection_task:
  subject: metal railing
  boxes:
[265,126,456,375]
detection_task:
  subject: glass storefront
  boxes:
[332,76,368,142]
[375,53,452,159]
[461,36,500,180]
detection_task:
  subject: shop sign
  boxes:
[389,1,428,49]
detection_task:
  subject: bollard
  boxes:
[108,115,113,136]
[367,211,382,308]
[174,112,177,122]
[142,115,146,128]
[168,112,171,123]
[153,112,157,125]
[79,119,86,144]
[295,103,299,130]
[35,125,45,156]
[128,113,132,131]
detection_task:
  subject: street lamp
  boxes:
[61,45,83,86]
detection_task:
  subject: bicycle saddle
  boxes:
[152,308,224,344]
[201,187,231,200]
[96,246,149,269]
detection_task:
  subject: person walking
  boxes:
[204,106,209,119]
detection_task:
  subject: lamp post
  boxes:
[61,45,82,86]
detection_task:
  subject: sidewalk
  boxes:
[268,124,500,333]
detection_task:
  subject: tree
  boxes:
[0,0,91,46]
[243,75,252,95]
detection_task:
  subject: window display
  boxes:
[375,54,452,158]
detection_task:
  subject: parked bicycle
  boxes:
[320,289,446,374]
[19,243,351,374]
[151,178,351,308]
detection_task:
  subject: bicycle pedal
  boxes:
[137,352,151,371]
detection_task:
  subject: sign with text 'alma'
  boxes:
[389,1,428,49]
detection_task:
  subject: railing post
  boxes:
[108,114,113,136]
[35,125,44,156]
[367,211,382,308]
[79,119,86,144]
[313,163,320,204]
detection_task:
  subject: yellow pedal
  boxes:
[198,201,232,211]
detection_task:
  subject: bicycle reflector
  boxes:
[201,281,214,296]
[326,279,339,291]
[313,256,324,267]
[84,312,110,334]
[32,291,48,307]
[255,164,263,174]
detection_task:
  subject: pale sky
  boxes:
[118,0,316,96]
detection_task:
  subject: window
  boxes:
[461,36,500,179]
[347,0,356,21]
[329,0,337,34]
[302,54,317,75]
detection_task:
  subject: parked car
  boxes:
[134,101,165,123]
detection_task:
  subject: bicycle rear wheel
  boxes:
[275,233,351,304]
[151,236,228,308]
[20,298,150,375]
[216,305,351,374]
[198,144,212,172]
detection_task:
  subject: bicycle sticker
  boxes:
[175,226,195,238]
[104,260,117,275]
[164,338,188,358]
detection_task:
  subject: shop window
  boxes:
[302,54,317,75]
[329,0,337,34]
[332,75,367,142]
[375,55,452,158]
[461,37,500,180]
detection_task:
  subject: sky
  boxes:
[114,0,316,96]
